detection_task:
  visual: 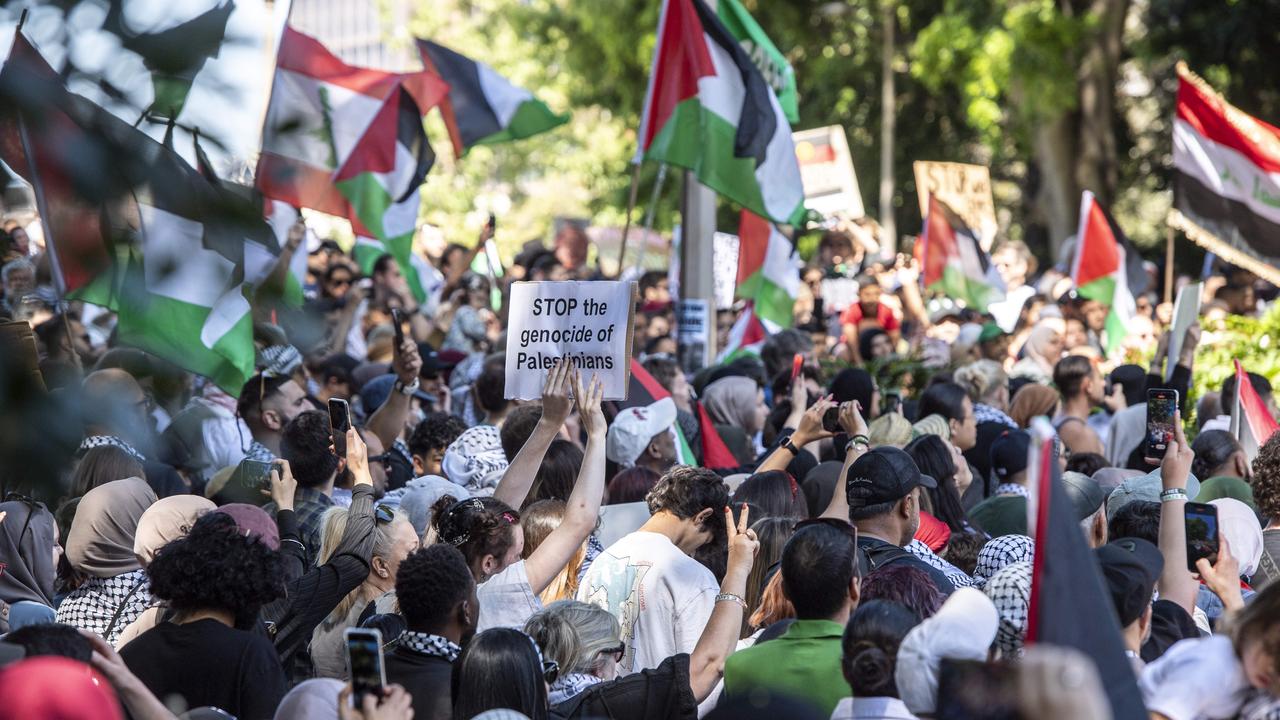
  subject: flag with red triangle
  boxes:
[736,209,800,330]
[716,306,768,363]
[624,359,737,469]
[917,195,1005,310]
[1072,190,1141,358]
[1230,360,1280,462]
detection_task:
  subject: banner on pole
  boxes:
[794,126,863,219]
[913,161,999,251]
[505,281,636,400]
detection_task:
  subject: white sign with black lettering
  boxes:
[505,281,635,400]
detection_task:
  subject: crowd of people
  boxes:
[2,214,1280,720]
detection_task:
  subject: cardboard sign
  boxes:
[505,281,636,400]
[794,126,864,218]
[913,161,999,250]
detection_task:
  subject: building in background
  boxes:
[288,0,412,71]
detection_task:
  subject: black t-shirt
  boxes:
[552,653,697,720]
[120,619,288,720]
[856,535,956,595]
[1141,599,1200,663]
[385,647,453,720]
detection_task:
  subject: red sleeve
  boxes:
[878,304,901,332]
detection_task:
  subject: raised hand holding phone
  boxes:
[329,398,351,457]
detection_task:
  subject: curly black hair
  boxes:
[147,512,285,624]
[646,465,729,521]
[281,410,340,488]
[408,412,469,459]
[396,544,475,633]
[1252,432,1280,520]
[4,623,92,662]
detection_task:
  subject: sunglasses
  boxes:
[542,660,560,684]
[368,452,396,473]
[598,642,625,663]
[374,504,396,524]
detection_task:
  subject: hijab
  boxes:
[1021,319,1065,376]
[133,495,216,566]
[0,656,123,720]
[1008,384,1058,428]
[1210,498,1264,577]
[702,376,760,430]
[895,587,998,716]
[0,500,57,606]
[829,368,875,414]
[273,678,345,720]
[66,477,156,578]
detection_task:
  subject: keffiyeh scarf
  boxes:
[549,672,603,704]
[974,403,1017,429]
[973,534,1035,586]
[398,631,461,663]
[904,539,977,589]
[983,560,1032,657]
[995,483,1029,498]
[78,435,146,463]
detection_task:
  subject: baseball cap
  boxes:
[846,446,937,512]
[1095,537,1163,626]
[1063,471,1106,521]
[978,322,1006,343]
[1105,468,1202,520]
[989,430,1031,479]
[418,342,460,378]
[606,398,678,468]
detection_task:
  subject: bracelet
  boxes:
[850,434,870,446]
[779,437,800,456]
[1159,488,1189,502]
[715,593,748,610]
[846,439,869,455]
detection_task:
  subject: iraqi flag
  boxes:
[917,195,1005,309]
[1072,191,1140,358]
[416,40,569,158]
[1171,63,1280,286]
[636,0,805,226]
[1230,360,1280,463]
[736,209,801,330]
[1025,420,1146,720]
[257,27,446,303]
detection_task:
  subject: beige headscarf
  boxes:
[66,477,156,578]
[133,495,216,566]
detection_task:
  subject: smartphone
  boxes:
[823,403,844,433]
[790,353,803,385]
[882,391,902,416]
[234,460,274,494]
[391,308,405,349]
[487,212,496,232]
[345,627,385,707]
[328,398,351,458]
[1185,501,1220,573]
[1146,388,1179,459]
[936,658,1020,720]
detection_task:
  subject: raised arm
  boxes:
[492,359,574,508]
[1156,412,1199,615]
[755,395,836,475]
[365,337,422,451]
[688,505,759,701]
[525,371,606,595]
[822,401,869,520]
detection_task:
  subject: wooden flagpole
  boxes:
[613,161,643,278]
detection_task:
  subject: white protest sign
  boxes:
[794,126,864,218]
[505,281,636,400]
[1166,281,1203,381]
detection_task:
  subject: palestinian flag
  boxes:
[1230,360,1280,463]
[102,0,234,118]
[715,305,768,363]
[636,0,805,226]
[1025,423,1146,720]
[917,195,1005,309]
[1072,190,1138,358]
[735,209,800,329]
[416,40,569,158]
[257,27,447,303]
[1170,63,1280,287]
[716,0,798,124]
[625,359,737,469]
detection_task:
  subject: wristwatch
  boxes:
[394,377,421,396]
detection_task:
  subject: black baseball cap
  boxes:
[990,430,1031,479]
[418,342,460,378]
[846,446,937,511]
[1095,537,1164,627]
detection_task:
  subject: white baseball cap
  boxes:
[607,397,678,468]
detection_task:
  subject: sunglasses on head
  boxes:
[542,660,560,684]
[374,504,396,524]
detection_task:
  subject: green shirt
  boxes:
[968,494,1028,538]
[722,619,850,716]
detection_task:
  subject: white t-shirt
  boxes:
[1139,635,1255,720]
[477,560,543,632]
[576,531,718,674]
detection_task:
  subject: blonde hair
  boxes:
[524,600,621,675]
[317,505,411,624]
[520,500,586,604]
[955,360,1007,405]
